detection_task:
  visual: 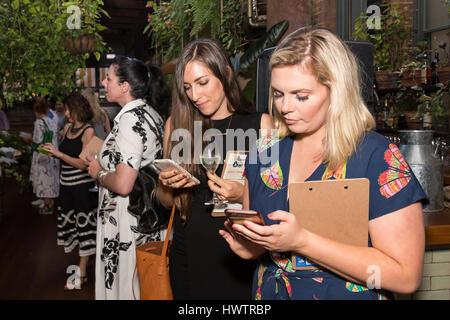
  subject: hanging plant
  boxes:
[0,0,109,107]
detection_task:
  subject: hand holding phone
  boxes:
[152,159,200,185]
[224,209,265,226]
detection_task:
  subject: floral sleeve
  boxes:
[366,141,428,220]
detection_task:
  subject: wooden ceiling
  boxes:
[99,0,152,62]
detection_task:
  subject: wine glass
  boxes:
[89,154,99,192]
[200,143,227,208]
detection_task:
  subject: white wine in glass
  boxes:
[89,154,99,192]
[201,144,227,208]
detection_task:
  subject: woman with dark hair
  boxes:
[146,63,171,120]
[30,97,60,214]
[86,56,166,300]
[42,92,98,289]
[155,38,273,299]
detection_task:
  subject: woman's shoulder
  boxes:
[357,130,392,154]
[248,133,291,162]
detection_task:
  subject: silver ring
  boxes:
[167,179,172,185]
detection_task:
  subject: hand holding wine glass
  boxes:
[88,153,99,192]
[201,143,227,208]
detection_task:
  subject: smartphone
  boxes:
[224,209,265,226]
[152,159,200,185]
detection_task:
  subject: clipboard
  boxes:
[288,178,370,270]
[211,150,247,217]
[79,136,104,161]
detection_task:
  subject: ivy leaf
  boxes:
[11,0,20,10]
[238,20,289,75]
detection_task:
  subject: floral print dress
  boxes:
[95,99,165,300]
[30,111,60,198]
[245,131,428,300]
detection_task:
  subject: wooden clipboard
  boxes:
[288,178,370,270]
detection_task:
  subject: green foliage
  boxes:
[144,0,245,63]
[353,2,412,72]
[218,0,246,57]
[0,0,109,107]
[235,20,289,102]
[143,0,193,64]
[0,131,32,192]
[237,20,289,75]
[416,83,450,121]
[190,0,220,38]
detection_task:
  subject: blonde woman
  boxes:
[81,88,111,139]
[220,27,428,300]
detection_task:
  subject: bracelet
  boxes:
[97,170,108,187]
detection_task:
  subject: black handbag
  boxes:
[126,105,169,235]
[128,163,171,234]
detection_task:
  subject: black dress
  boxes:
[169,112,262,300]
[57,126,98,256]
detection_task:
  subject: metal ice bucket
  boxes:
[398,130,444,212]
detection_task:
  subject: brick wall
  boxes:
[266,0,311,40]
[391,0,414,28]
[312,0,336,32]
[397,249,450,300]
[415,249,450,300]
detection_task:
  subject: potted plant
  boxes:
[0,0,109,107]
[394,41,428,87]
[416,82,450,132]
[62,0,109,58]
[353,1,413,89]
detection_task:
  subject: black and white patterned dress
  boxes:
[57,125,97,256]
[94,99,165,300]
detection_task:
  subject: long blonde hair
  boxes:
[81,88,105,124]
[269,27,375,169]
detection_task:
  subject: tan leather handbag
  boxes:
[134,204,175,300]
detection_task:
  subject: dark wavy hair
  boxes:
[63,91,93,124]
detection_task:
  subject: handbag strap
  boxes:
[132,203,176,300]
[162,204,176,257]
[41,118,49,131]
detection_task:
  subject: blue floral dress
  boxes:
[244,131,428,300]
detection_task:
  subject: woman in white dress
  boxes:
[30,97,60,214]
[87,56,168,300]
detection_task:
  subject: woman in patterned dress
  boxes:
[30,97,60,214]
[86,57,168,300]
[42,92,97,289]
[221,27,428,299]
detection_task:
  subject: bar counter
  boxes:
[424,207,450,249]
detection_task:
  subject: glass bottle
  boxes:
[422,101,432,129]
[431,52,440,85]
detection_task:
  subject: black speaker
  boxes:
[255,41,374,115]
